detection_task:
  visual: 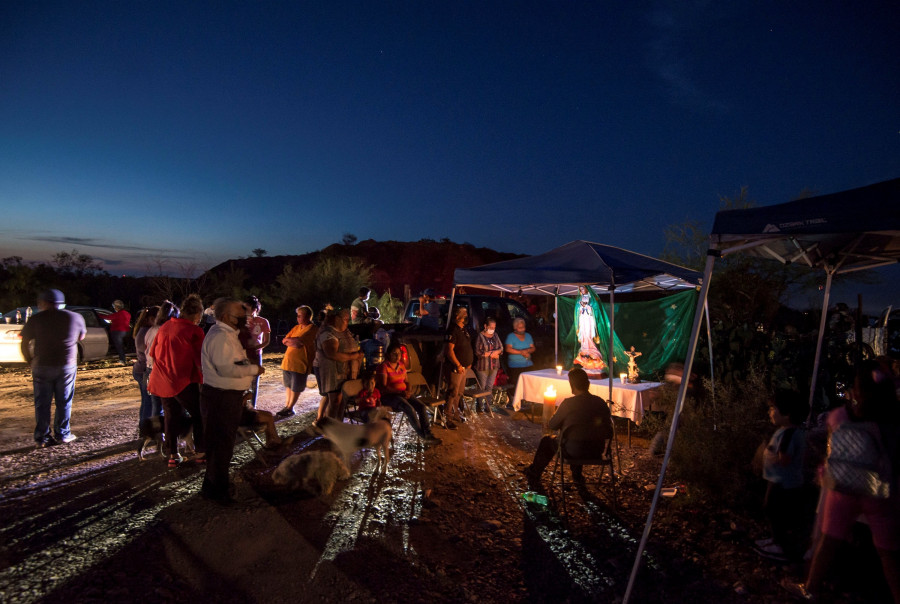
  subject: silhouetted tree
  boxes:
[52,249,105,276]
[252,248,268,257]
[341,233,358,245]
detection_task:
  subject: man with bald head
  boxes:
[199,297,265,504]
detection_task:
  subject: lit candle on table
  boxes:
[542,385,557,433]
[555,365,563,375]
[620,372,627,383]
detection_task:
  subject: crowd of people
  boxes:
[17,287,900,602]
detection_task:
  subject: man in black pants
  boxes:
[522,367,612,487]
[199,297,265,504]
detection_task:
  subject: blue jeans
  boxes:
[145,368,164,420]
[33,364,77,442]
[136,368,159,422]
[248,374,260,408]
[110,331,127,364]
[382,393,431,437]
[474,368,498,406]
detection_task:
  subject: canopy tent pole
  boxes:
[624,251,718,603]
[808,270,834,419]
[435,287,458,399]
[704,298,717,431]
[608,284,615,401]
[554,287,559,366]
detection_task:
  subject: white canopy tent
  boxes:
[624,177,900,601]
[453,240,702,399]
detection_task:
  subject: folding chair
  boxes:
[549,424,617,520]
[462,367,493,418]
[236,423,270,466]
[340,379,367,424]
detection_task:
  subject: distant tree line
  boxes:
[0,249,402,328]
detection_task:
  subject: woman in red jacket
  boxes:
[106,300,132,365]
[148,294,206,467]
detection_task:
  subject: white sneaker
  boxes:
[754,536,775,548]
[59,434,78,444]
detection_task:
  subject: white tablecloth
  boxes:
[511,368,661,424]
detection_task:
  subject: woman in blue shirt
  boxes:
[504,317,535,392]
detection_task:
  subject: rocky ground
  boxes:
[0,355,893,603]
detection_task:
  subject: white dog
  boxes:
[271,450,350,497]
[318,407,393,471]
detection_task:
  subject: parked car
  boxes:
[0,306,113,364]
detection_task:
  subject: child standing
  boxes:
[755,389,809,562]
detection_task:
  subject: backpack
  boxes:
[824,421,892,499]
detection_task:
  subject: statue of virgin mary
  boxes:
[573,285,605,371]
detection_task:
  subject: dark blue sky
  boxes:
[1,2,898,308]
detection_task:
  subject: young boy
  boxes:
[356,373,381,421]
[755,389,809,562]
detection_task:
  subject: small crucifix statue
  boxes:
[625,346,642,382]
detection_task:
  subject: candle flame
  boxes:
[544,384,556,399]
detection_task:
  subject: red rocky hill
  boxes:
[205,239,524,298]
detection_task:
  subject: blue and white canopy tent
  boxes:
[453,240,703,400]
[625,177,900,601]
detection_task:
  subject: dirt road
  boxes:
[3,357,884,603]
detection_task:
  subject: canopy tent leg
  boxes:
[554,287,559,366]
[704,298,716,431]
[808,270,833,420]
[608,285,615,400]
[623,251,718,603]
[435,287,458,400]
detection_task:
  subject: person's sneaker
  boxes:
[443,419,457,430]
[780,577,815,601]
[754,536,775,548]
[423,434,442,445]
[58,433,78,444]
[167,454,184,468]
[37,437,57,448]
[754,542,788,562]
[275,408,295,418]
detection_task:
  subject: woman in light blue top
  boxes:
[504,317,535,392]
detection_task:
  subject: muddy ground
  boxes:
[0,355,892,603]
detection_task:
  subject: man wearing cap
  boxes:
[199,297,264,503]
[20,289,87,448]
[416,289,441,330]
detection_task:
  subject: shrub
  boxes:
[370,290,403,324]
[666,371,771,506]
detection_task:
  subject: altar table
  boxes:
[511,368,662,424]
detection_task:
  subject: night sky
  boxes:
[1,2,898,308]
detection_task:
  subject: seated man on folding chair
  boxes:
[522,367,612,487]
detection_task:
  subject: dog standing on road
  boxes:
[318,407,393,471]
[137,411,194,461]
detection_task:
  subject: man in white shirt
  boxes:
[199,297,265,503]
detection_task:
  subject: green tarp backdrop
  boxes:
[557,288,698,378]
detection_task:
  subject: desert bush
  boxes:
[667,371,771,506]
[271,257,374,314]
[370,290,403,324]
